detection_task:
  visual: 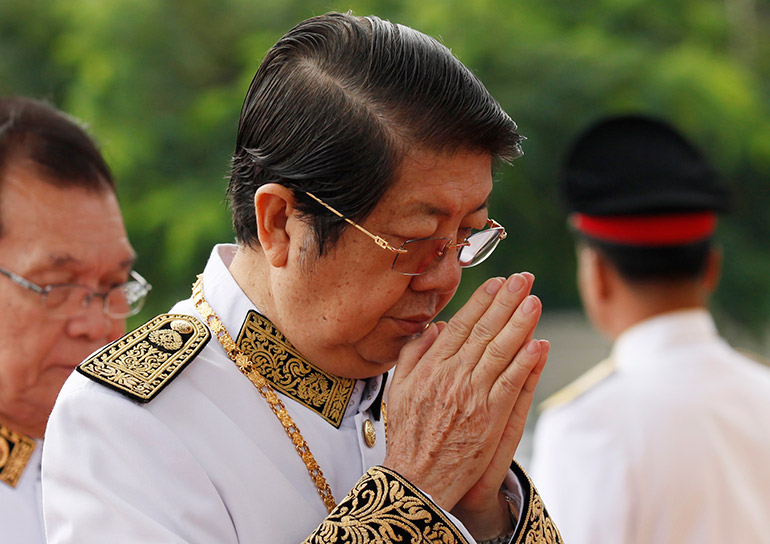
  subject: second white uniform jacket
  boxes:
[531,309,770,544]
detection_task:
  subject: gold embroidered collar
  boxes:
[0,423,36,488]
[236,310,356,428]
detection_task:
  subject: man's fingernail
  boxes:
[522,295,538,314]
[527,340,540,354]
[485,277,504,294]
[507,273,525,292]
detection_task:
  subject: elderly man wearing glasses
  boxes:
[0,96,150,543]
[43,12,560,544]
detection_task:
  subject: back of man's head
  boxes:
[0,97,114,230]
[561,114,730,283]
[228,11,524,256]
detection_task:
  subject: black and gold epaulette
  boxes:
[77,314,210,403]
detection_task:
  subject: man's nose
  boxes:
[408,251,463,295]
[64,297,114,342]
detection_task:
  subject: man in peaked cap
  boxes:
[530,114,770,543]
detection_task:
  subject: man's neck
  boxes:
[607,282,708,339]
[229,246,274,317]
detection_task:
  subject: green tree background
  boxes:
[2,0,769,348]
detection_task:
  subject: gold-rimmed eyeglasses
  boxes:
[0,266,152,318]
[305,191,507,276]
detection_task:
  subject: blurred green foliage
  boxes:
[1,0,769,338]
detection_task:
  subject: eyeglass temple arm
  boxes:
[442,219,506,255]
[129,270,152,291]
[305,192,407,254]
[0,266,46,294]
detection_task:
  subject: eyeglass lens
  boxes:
[43,281,148,318]
[459,228,503,267]
[392,237,451,275]
[393,227,504,276]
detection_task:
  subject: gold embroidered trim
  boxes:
[77,314,210,402]
[304,465,470,544]
[236,311,356,428]
[510,461,563,544]
[0,424,36,488]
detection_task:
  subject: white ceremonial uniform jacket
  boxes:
[0,434,44,543]
[530,309,770,544]
[43,244,560,544]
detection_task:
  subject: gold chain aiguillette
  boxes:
[192,276,337,513]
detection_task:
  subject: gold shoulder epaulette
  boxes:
[538,358,615,413]
[77,314,210,403]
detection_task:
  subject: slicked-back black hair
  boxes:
[228,12,522,254]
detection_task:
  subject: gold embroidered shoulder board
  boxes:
[77,314,210,403]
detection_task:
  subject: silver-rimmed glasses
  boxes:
[305,191,507,276]
[0,267,152,318]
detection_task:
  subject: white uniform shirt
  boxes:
[42,244,481,543]
[1,438,44,543]
[530,309,770,544]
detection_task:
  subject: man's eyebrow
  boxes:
[45,254,137,269]
[48,254,78,267]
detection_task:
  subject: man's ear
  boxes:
[593,249,613,300]
[703,245,722,294]
[579,244,612,302]
[254,184,297,268]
